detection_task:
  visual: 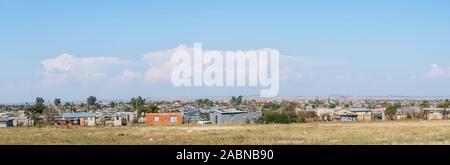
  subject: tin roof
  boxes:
[348,108,371,112]
[61,112,94,118]
[214,109,247,114]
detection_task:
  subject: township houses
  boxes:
[8,110,34,126]
[0,118,13,128]
[209,109,262,125]
[394,108,408,120]
[59,112,96,126]
[113,112,136,126]
[9,116,34,127]
[423,108,447,120]
[315,108,335,121]
[181,107,212,124]
[182,109,202,124]
[112,114,125,126]
[146,113,183,125]
[333,108,372,122]
[348,108,372,121]
[334,109,357,122]
[372,108,386,120]
[0,110,34,127]
[54,111,137,126]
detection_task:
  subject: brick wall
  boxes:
[146,113,183,125]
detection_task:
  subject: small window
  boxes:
[154,116,159,122]
[170,116,177,123]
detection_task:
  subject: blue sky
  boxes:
[1,0,450,103]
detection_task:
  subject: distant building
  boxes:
[60,112,95,126]
[0,119,13,128]
[209,109,262,125]
[394,114,408,120]
[10,117,34,127]
[181,107,212,124]
[348,108,372,121]
[8,110,34,127]
[182,109,202,124]
[113,116,124,126]
[394,108,408,120]
[146,113,183,125]
[339,114,357,122]
[423,108,448,120]
[426,112,443,120]
[371,108,386,120]
[334,108,371,122]
[334,109,353,121]
[315,108,335,121]
[115,112,135,125]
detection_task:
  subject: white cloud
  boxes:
[41,54,76,73]
[40,54,130,86]
[422,64,450,79]
[141,45,191,83]
[110,69,142,85]
[139,45,349,83]
[39,45,349,88]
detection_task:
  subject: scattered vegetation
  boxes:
[3,120,450,145]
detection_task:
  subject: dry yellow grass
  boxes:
[1,120,450,145]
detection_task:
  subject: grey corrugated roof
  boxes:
[348,108,371,112]
[61,112,94,118]
[214,109,247,114]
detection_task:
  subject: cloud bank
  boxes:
[421,64,450,79]
[40,54,132,87]
[40,45,349,88]
[34,44,357,100]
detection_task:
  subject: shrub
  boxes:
[260,112,290,124]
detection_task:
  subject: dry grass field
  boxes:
[1,120,450,145]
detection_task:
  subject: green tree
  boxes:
[262,102,280,111]
[237,96,243,104]
[69,102,76,112]
[200,112,210,120]
[195,98,214,108]
[110,101,117,108]
[130,96,145,109]
[230,96,243,106]
[437,99,450,119]
[36,97,45,105]
[33,97,46,114]
[87,96,97,106]
[418,100,430,118]
[385,105,397,120]
[203,99,213,107]
[328,103,336,109]
[63,102,70,109]
[54,98,62,107]
[28,103,46,115]
[27,97,47,121]
[136,104,159,118]
[260,112,289,124]
[394,102,402,108]
[280,101,299,122]
[297,110,317,123]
